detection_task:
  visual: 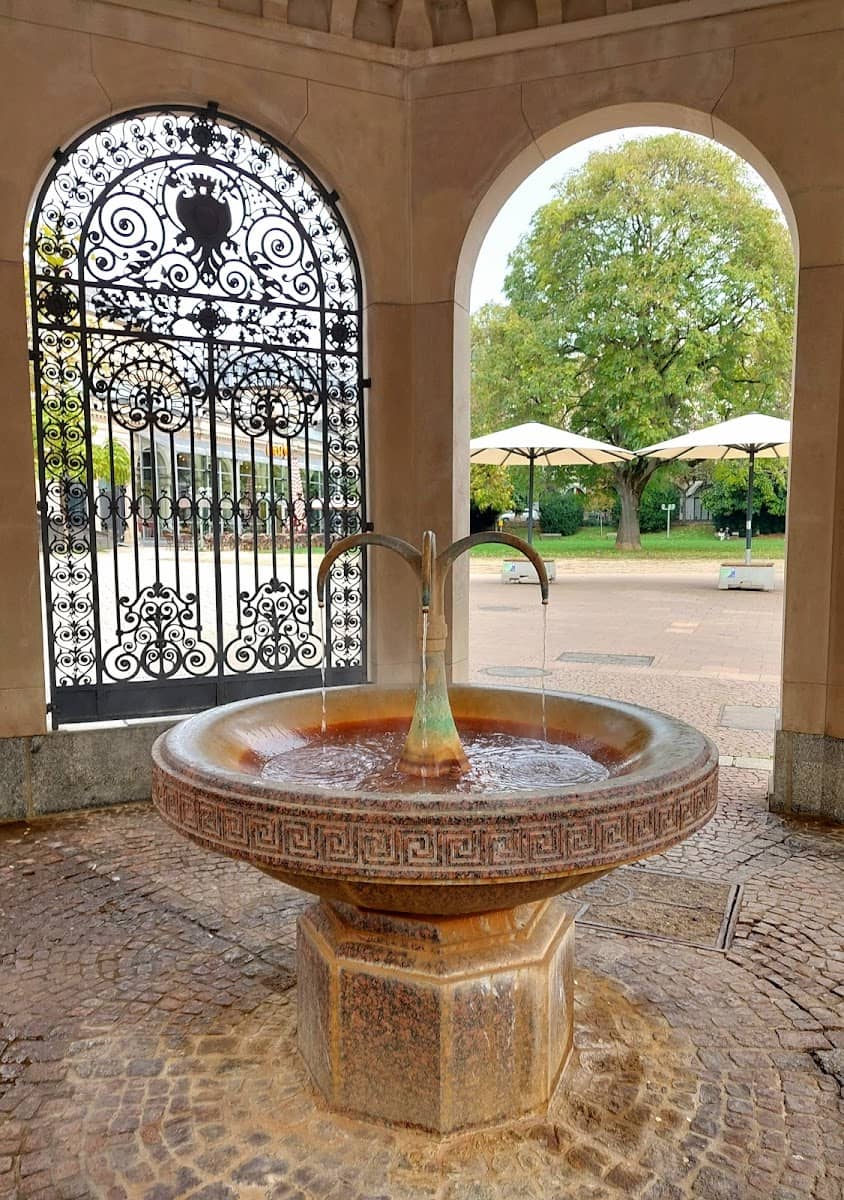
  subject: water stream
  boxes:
[313,557,558,791]
[420,609,429,779]
[318,604,327,738]
[541,603,549,748]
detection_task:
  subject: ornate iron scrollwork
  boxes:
[29,106,366,724]
[224,578,323,674]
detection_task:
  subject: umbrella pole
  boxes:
[527,455,535,545]
[745,449,756,566]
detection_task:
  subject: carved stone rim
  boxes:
[151,685,719,883]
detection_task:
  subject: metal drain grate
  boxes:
[570,867,743,950]
[480,666,552,678]
[556,652,654,667]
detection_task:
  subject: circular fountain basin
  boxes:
[152,685,718,915]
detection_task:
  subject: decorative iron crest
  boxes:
[29,106,366,723]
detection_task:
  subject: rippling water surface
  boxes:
[260,727,609,795]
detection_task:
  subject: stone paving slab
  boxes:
[720,705,779,732]
[557,652,656,668]
[0,768,842,1199]
[468,567,783,771]
[471,661,779,765]
[469,568,784,683]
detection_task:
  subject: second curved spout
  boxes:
[318,529,549,779]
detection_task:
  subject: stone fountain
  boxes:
[152,529,718,1133]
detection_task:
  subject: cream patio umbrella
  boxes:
[469,421,635,543]
[636,412,790,565]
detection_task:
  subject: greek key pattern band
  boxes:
[153,761,718,879]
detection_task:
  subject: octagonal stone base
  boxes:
[297,896,574,1133]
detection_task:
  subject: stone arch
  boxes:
[451,101,799,765]
[454,102,798,313]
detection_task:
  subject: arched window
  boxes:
[28,105,365,724]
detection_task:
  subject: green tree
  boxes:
[703,459,788,533]
[91,441,131,487]
[501,133,794,548]
[470,302,577,512]
[33,397,132,488]
[611,475,683,534]
[471,302,572,433]
[469,463,513,514]
[32,223,134,492]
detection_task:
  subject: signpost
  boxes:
[661,502,676,538]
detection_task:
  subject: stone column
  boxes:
[365,301,470,686]
[297,897,575,1133]
[0,261,47,738]
[773,265,844,822]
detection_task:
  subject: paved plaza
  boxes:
[2,562,843,1200]
[469,560,784,767]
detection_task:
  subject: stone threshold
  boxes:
[718,754,772,771]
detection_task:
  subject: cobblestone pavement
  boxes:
[1,769,842,1200]
[3,565,841,1199]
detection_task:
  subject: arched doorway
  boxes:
[28,104,366,726]
[455,107,797,767]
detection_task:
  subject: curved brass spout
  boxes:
[317,533,421,606]
[438,532,550,608]
[318,529,549,779]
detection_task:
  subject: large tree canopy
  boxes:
[475,133,795,546]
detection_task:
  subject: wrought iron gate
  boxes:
[29,105,366,725]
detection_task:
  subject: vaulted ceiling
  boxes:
[216,0,665,49]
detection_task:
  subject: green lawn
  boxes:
[469,523,785,560]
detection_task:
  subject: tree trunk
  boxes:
[613,461,657,550]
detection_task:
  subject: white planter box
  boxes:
[501,559,557,584]
[718,562,776,591]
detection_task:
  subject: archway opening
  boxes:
[459,111,797,775]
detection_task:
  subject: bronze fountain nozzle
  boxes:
[318,529,549,777]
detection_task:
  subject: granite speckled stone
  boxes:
[297,897,575,1132]
[0,737,27,820]
[772,730,844,822]
[152,683,717,1130]
[29,720,179,815]
[152,685,719,915]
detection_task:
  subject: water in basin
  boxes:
[260,722,610,794]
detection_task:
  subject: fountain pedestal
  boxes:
[297,896,574,1133]
[153,679,719,1133]
[153,530,719,1134]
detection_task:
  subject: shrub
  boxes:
[538,491,584,536]
[704,460,787,534]
[469,500,499,533]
